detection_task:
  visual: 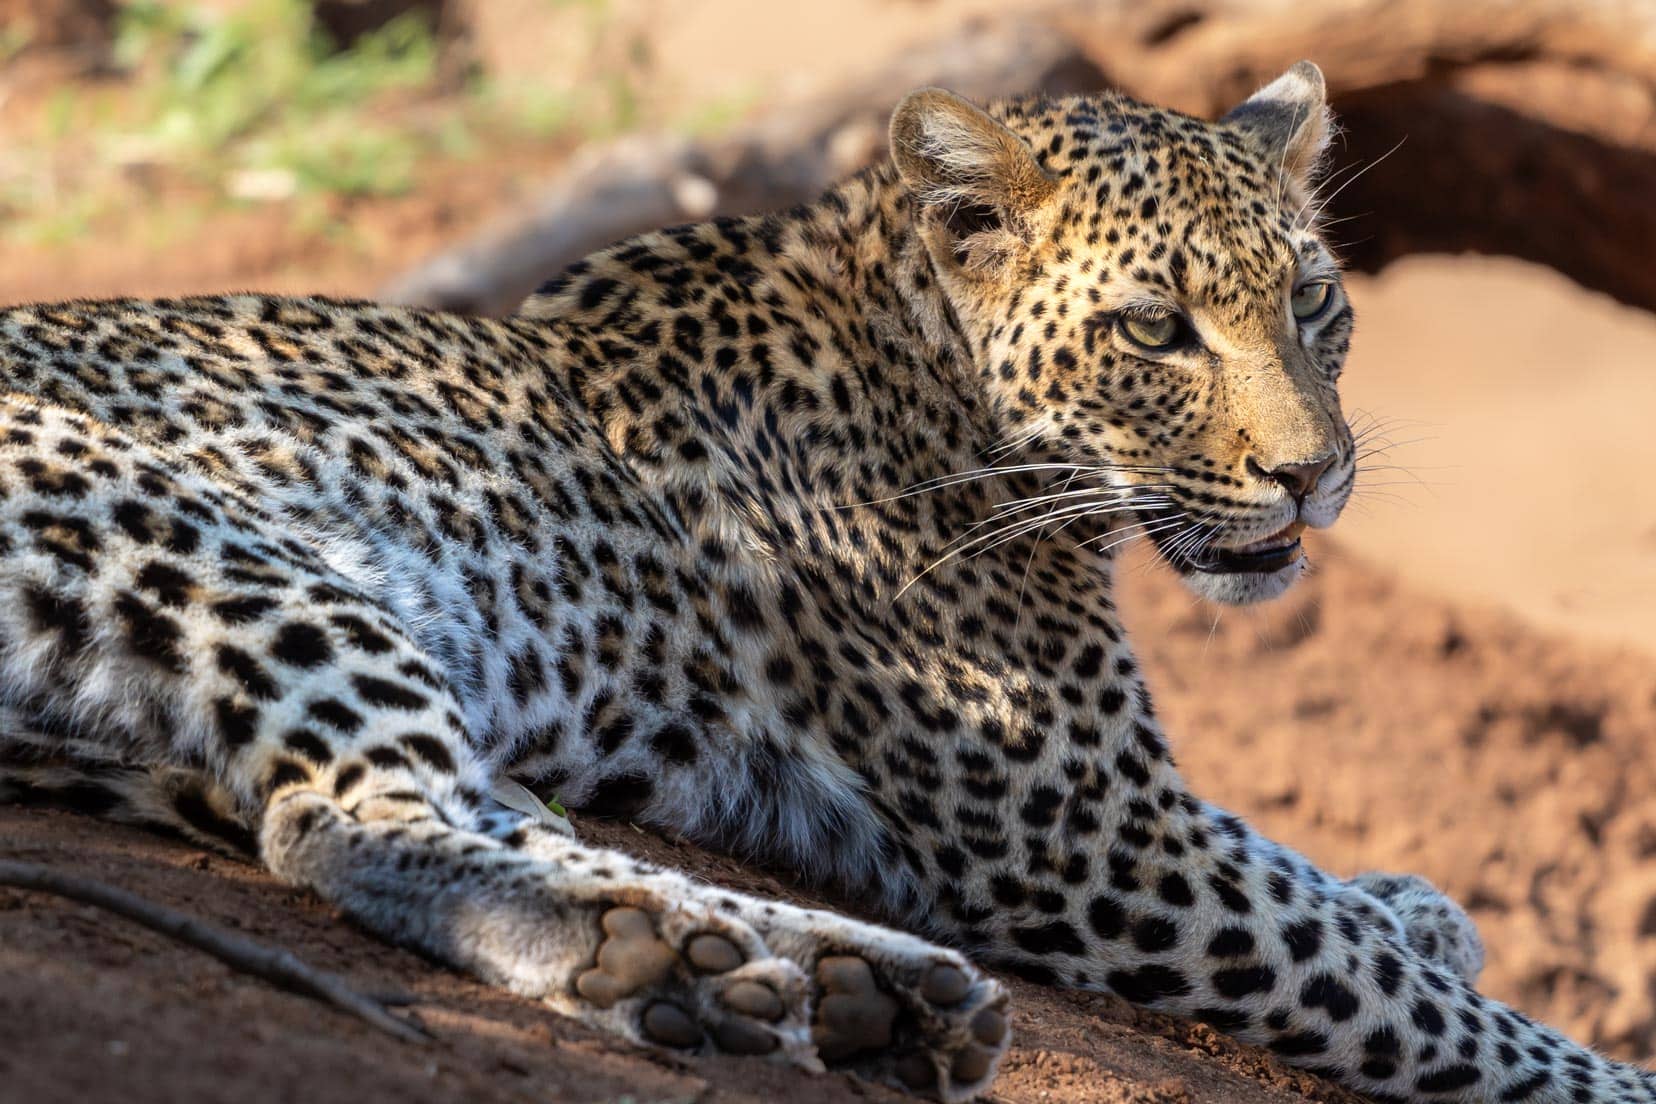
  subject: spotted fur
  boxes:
[0,63,1648,1102]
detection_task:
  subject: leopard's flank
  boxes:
[1,63,1648,1103]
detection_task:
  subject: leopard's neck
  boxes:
[514,164,1118,621]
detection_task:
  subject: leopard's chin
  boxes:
[1179,554,1305,606]
[1149,517,1309,606]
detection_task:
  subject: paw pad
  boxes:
[895,1051,937,1091]
[951,1044,995,1083]
[576,906,679,1008]
[970,1006,1006,1046]
[723,979,784,1021]
[813,955,898,1061]
[642,1000,703,1048]
[686,931,744,973]
[713,1017,779,1054]
[921,963,971,1006]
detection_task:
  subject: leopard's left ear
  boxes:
[1223,61,1333,194]
[890,87,1058,274]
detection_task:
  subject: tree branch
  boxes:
[0,859,429,1044]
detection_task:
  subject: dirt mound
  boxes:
[6,542,1653,1103]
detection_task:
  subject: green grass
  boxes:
[0,0,761,246]
[111,0,447,199]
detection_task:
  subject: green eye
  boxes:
[1122,313,1182,350]
[1291,280,1335,322]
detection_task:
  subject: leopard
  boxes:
[0,61,1649,1103]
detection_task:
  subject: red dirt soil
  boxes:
[6,544,1655,1104]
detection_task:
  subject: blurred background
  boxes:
[5,2,1656,1100]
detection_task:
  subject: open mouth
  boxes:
[1196,520,1306,574]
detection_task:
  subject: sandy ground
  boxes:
[1338,257,1656,657]
[5,2,1656,1102]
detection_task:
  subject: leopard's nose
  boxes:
[1247,454,1333,501]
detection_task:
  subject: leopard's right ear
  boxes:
[1222,61,1333,195]
[889,88,1057,271]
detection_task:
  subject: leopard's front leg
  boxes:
[0,400,1007,1101]
[908,714,1655,1103]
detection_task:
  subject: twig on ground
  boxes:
[0,858,430,1044]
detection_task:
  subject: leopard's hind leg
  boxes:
[0,398,1006,1101]
[0,706,260,854]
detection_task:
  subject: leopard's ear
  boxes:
[1222,61,1333,195]
[890,88,1057,272]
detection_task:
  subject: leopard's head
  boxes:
[892,63,1354,605]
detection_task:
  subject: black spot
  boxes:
[112,499,155,543]
[1098,685,1126,714]
[585,771,655,815]
[364,746,409,770]
[398,660,442,689]
[1270,1031,1329,1057]
[1412,998,1447,1036]
[1072,644,1105,678]
[114,592,187,673]
[283,729,334,764]
[578,276,619,310]
[166,520,201,556]
[1364,1025,1402,1056]
[272,622,334,668]
[1208,873,1253,913]
[215,645,278,699]
[214,697,260,749]
[1106,964,1190,1004]
[400,733,458,774]
[723,584,766,631]
[309,698,364,733]
[507,647,546,705]
[1088,894,1126,939]
[649,722,699,764]
[330,614,395,653]
[1131,915,1178,953]
[1498,1070,1550,1098]
[211,595,278,625]
[1010,921,1087,956]
[135,560,194,607]
[1299,973,1360,1022]
[266,759,311,791]
[1213,965,1277,1000]
[1282,916,1324,962]
[1206,926,1255,958]
[351,675,428,711]
[992,876,1028,907]
[1020,786,1063,827]
[1158,871,1195,907]
[332,762,366,796]
[1373,950,1403,995]
[595,713,633,756]
[1114,749,1151,787]
[1415,1064,1480,1093]
[24,584,90,654]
